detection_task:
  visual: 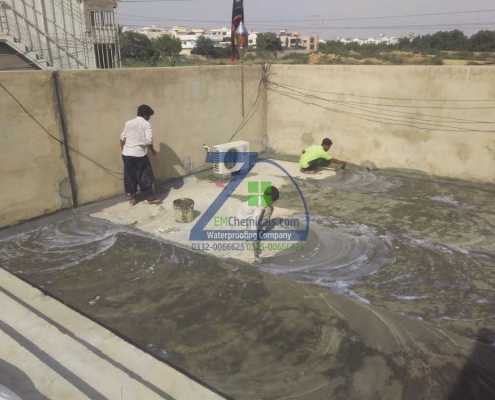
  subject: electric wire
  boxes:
[0,65,267,179]
[267,86,495,133]
[266,81,495,102]
[268,83,495,124]
[116,9,495,24]
[0,82,124,180]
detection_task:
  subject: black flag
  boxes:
[231,0,244,62]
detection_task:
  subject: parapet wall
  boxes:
[2,65,495,229]
[0,65,266,228]
[0,72,72,228]
[267,65,495,183]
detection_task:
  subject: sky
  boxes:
[117,0,495,39]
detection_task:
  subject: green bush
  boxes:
[318,41,350,56]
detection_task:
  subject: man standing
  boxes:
[300,138,348,174]
[120,105,161,205]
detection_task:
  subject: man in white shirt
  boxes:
[120,105,160,205]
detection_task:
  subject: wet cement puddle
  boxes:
[1,165,495,398]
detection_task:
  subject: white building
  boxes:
[177,34,222,54]
[336,35,399,46]
[248,32,258,47]
[210,27,231,45]
[210,27,230,37]
[0,0,120,70]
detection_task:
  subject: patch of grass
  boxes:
[281,52,309,64]
[243,54,257,61]
[380,54,405,64]
[414,57,444,65]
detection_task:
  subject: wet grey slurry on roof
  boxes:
[1,164,495,399]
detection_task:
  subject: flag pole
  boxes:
[233,0,247,117]
[241,59,245,117]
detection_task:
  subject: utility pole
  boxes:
[309,13,322,37]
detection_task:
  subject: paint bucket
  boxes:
[173,198,195,223]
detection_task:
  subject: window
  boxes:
[90,11,115,27]
[94,43,117,69]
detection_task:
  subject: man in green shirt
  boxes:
[299,138,348,174]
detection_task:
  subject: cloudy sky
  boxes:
[117,0,495,39]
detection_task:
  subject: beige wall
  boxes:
[0,65,265,228]
[57,65,266,205]
[4,65,495,228]
[0,72,72,228]
[267,65,495,183]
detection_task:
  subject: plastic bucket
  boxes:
[173,198,195,223]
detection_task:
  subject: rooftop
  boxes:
[2,155,495,398]
[1,64,495,398]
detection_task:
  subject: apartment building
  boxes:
[0,0,120,70]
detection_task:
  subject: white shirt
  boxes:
[120,116,153,157]
[237,201,273,230]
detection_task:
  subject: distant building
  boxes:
[248,31,258,47]
[170,25,188,36]
[209,28,231,46]
[210,27,230,37]
[279,30,299,49]
[190,28,205,36]
[178,34,222,55]
[300,35,318,51]
[139,26,166,39]
[335,34,399,46]
[279,30,318,51]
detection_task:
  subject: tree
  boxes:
[214,46,231,59]
[469,30,495,52]
[398,37,411,50]
[256,33,282,54]
[285,37,289,48]
[191,36,216,57]
[153,35,182,58]
[119,31,153,59]
[191,37,231,59]
[409,30,469,53]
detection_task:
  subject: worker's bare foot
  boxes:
[147,198,161,205]
[129,198,137,206]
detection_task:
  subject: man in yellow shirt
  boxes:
[299,138,348,174]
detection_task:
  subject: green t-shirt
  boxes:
[299,145,331,168]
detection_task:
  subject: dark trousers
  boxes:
[302,158,331,172]
[122,155,156,201]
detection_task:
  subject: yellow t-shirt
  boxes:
[299,145,331,168]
